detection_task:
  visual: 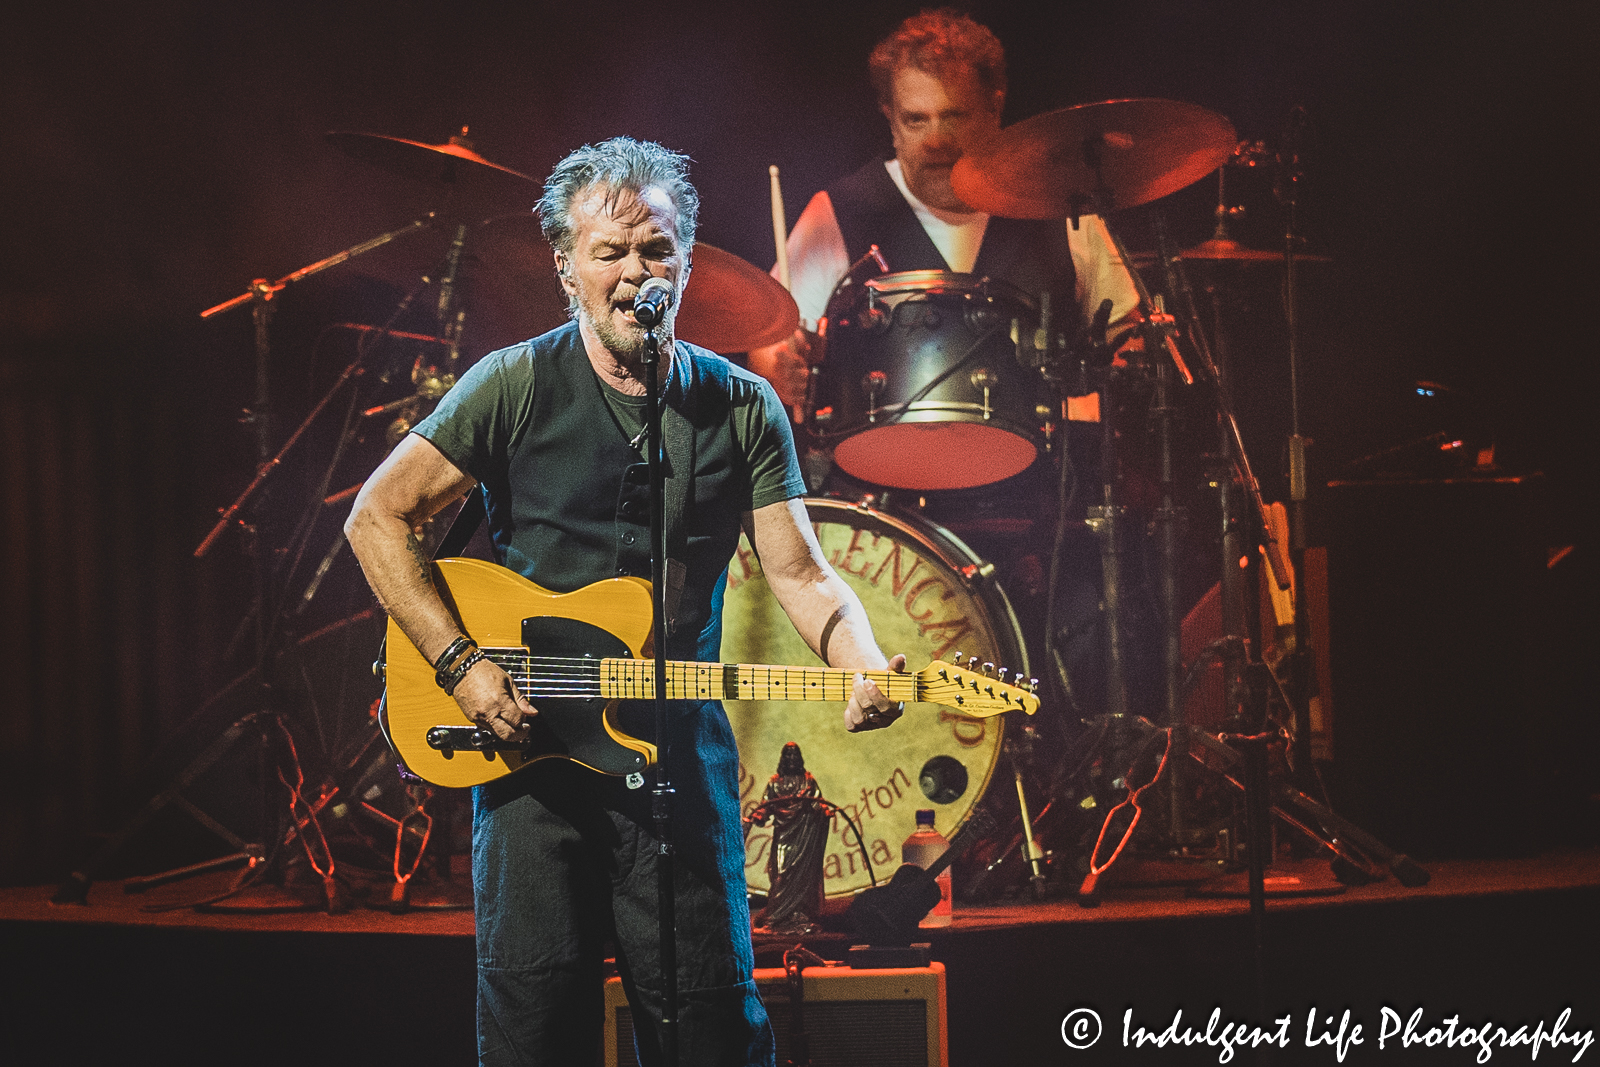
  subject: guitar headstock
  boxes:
[914,657,1039,717]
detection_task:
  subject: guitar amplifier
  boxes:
[603,963,948,1067]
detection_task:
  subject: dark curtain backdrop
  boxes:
[1,0,1593,884]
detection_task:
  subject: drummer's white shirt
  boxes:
[780,158,1141,334]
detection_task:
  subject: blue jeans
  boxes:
[472,736,774,1066]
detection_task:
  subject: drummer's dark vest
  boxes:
[486,321,745,663]
[825,156,1080,325]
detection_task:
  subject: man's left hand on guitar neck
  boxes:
[845,653,908,732]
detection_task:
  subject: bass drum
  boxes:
[721,497,1029,900]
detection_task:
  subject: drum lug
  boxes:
[959,560,996,586]
[970,367,996,420]
[862,371,888,422]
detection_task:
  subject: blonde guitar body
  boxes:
[382,558,1037,789]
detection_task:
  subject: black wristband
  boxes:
[440,649,486,696]
[432,635,476,674]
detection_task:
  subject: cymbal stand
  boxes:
[1150,212,1431,888]
[51,220,443,909]
[1098,220,1197,845]
[1278,108,1319,790]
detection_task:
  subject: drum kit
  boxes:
[149,98,1410,916]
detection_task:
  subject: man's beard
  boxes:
[578,288,670,364]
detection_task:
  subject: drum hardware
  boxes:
[123,134,509,911]
[942,96,1388,913]
[862,370,888,422]
[969,367,997,420]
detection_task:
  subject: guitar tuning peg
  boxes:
[996,667,1009,682]
[967,655,980,669]
[982,661,995,676]
[1028,677,1039,694]
[952,651,963,665]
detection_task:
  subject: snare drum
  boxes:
[819,271,1044,491]
[721,497,1030,899]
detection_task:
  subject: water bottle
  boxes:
[901,809,952,927]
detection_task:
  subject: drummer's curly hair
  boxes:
[869,8,1007,109]
[537,137,700,260]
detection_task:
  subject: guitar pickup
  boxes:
[425,725,527,761]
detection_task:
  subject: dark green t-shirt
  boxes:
[413,322,806,667]
[418,332,805,518]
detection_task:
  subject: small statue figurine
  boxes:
[751,742,828,934]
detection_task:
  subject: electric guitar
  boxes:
[379,557,1040,788]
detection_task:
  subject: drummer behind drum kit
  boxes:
[150,101,1422,915]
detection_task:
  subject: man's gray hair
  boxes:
[537,137,700,257]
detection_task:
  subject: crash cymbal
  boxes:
[327,127,537,183]
[951,98,1237,219]
[677,243,798,353]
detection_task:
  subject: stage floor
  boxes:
[5,850,1598,1064]
[6,848,1599,935]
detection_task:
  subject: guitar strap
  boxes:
[433,486,486,561]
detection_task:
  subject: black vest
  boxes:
[825,157,1080,327]
[486,322,746,662]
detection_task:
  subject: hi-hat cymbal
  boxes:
[1179,238,1331,263]
[1125,239,1333,269]
[951,98,1237,219]
[677,243,798,353]
[473,216,797,353]
[327,127,537,183]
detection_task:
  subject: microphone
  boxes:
[633,277,674,328]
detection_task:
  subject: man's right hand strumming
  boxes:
[454,658,538,742]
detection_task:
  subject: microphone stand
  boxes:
[640,317,679,1067]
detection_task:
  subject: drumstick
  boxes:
[769,164,791,291]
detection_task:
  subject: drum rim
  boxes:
[863,269,1036,308]
[850,398,1045,428]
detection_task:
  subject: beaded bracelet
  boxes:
[440,649,486,696]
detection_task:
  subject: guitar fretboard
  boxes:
[600,660,920,704]
[479,650,1036,715]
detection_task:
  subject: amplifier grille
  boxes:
[614,999,929,1067]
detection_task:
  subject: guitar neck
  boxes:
[597,659,920,704]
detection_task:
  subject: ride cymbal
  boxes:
[951,98,1237,219]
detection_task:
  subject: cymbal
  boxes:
[1125,239,1333,269]
[950,98,1237,219]
[471,217,797,353]
[677,243,798,353]
[1179,238,1330,263]
[326,127,537,183]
